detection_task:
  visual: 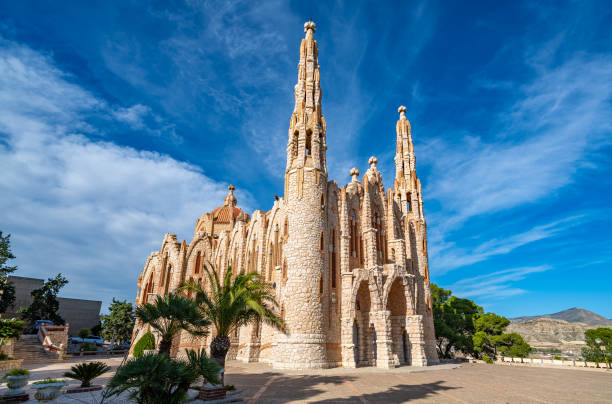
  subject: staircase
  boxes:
[13,335,63,364]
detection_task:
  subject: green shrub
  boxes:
[0,319,26,350]
[554,355,563,361]
[186,348,220,385]
[64,361,110,387]
[132,331,155,358]
[0,352,14,361]
[80,342,97,352]
[107,353,197,404]
[77,328,91,339]
[3,368,30,378]
[482,355,494,364]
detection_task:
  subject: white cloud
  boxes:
[112,104,151,129]
[0,38,244,309]
[449,265,552,300]
[423,53,612,275]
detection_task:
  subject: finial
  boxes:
[398,105,407,120]
[304,21,316,35]
[368,156,378,168]
[224,184,237,206]
[350,168,360,182]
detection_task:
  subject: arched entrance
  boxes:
[354,280,373,366]
[402,329,410,365]
[387,278,409,365]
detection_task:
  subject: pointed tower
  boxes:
[276,21,328,369]
[393,106,439,364]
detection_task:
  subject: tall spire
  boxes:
[394,106,415,190]
[394,106,422,218]
[285,21,327,174]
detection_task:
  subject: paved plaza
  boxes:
[3,358,611,403]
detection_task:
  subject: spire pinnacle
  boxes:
[398,105,407,120]
[304,20,316,37]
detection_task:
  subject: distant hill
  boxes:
[511,307,612,327]
[507,308,612,352]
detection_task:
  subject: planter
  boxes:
[66,385,103,394]
[32,382,67,403]
[3,375,29,396]
[198,386,227,401]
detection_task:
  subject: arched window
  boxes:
[320,194,325,210]
[284,218,289,237]
[194,251,201,275]
[350,210,357,258]
[282,259,287,284]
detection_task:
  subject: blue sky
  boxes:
[1,1,611,317]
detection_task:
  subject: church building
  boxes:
[132,21,439,369]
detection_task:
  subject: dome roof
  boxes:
[211,205,243,223]
[209,184,243,224]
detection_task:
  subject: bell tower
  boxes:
[276,21,328,369]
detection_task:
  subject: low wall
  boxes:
[0,338,15,357]
[496,356,610,369]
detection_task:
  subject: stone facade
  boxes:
[132,21,439,369]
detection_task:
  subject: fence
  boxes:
[498,356,610,369]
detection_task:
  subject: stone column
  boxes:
[406,315,427,366]
[373,311,395,368]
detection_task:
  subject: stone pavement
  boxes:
[2,358,611,403]
[224,361,612,403]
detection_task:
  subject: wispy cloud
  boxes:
[431,215,586,274]
[424,51,612,276]
[450,265,553,300]
[0,38,251,308]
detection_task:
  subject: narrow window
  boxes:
[331,229,337,288]
[293,131,299,157]
[194,251,201,274]
[306,129,312,156]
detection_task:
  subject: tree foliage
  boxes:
[430,283,531,360]
[19,274,68,325]
[179,264,284,385]
[582,327,612,362]
[474,313,510,336]
[0,232,18,313]
[134,293,209,355]
[101,299,135,343]
[0,318,26,350]
[132,331,155,358]
[431,286,482,358]
[78,328,90,339]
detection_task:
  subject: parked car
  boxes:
[70,335,105,346]
[24,320,54,334]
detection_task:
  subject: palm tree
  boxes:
[180,264,285,383]
[134,293,210,355]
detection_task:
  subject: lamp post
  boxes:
[595,338,608,369]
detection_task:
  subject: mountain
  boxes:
[507,308,612,352]
[511,307,612,327]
